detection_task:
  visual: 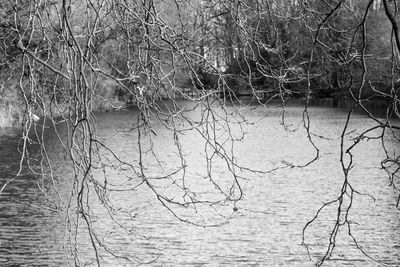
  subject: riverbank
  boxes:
[0,98,24,129]
[1,94,396,138]
[0,95,128,134]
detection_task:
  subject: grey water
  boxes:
[0,102,399,266]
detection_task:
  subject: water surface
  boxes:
[0,103,399,266]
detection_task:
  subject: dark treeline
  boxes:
[0,0,399,127]
[193,0,396,103]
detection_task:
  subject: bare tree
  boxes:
[0,0,399,266]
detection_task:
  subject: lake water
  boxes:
[0,102,399,266]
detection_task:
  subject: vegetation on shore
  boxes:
[0,0,398,128]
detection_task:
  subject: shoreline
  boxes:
[1,97,396,137]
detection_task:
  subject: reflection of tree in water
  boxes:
[0,0,399,265]
[0,135,65,265]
